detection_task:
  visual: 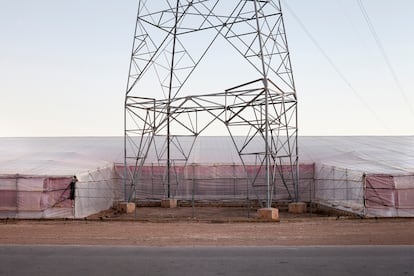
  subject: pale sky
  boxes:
[0,0,413,137]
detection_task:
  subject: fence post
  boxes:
[192,163,195,218]
[233,163,236,199]
[332,166,335,202]
[362,173,367,217]
[15,174,19,218]
[345,169,349,201]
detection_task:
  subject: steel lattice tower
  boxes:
[124,0,298,208]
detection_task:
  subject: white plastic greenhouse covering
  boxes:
[0,137,123,219]
[0,136,413,218]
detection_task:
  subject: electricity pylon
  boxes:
[124,0,298,208]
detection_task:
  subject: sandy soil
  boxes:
[1,207,414,246]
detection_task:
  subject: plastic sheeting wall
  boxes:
[2,164,412,219]
[116,164,314,202]
[0,175,73,218]
[313,164,365,215]
[365,174,414,217]
[313,165,414,217]
[74,166,123,218]
[0,167,123,219]
[0,136,412,218]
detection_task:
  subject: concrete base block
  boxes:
[288,202,307,214]
[161,199,178,208]
[117,202,136,214]
[257,208,279,221]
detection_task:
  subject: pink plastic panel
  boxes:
[41,177,72,209]
[365,175,395,208]
[0,176,74,215]
[0,190,17,209]
[17,191,42,211]
[396,189,414,208]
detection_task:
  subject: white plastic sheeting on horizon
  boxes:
[0,136,413,175]
[300,136,414,175]
[0,137,124,176]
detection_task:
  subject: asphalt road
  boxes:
[0,246,413,276]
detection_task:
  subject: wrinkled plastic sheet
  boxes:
[0,175,73,218]
[1,136,413,218]
[74,166,122,218]
[1,136,412,176]
[115,164,314,201]
[0,167,123,219]
[365,175,395,207]
[314,164,364,205]
[364,174,414,217]
[313,166,414,217]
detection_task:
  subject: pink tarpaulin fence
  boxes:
[365,174,414,217]
[0,175,73,218]
[116,163,314,202]
[312,164,414,217]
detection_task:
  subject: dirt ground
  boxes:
[1,207,414,246]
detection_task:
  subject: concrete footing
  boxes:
[288,202,307,214]
[116,202,136,214]
[161,199,178,208]
[257,208,279,221]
